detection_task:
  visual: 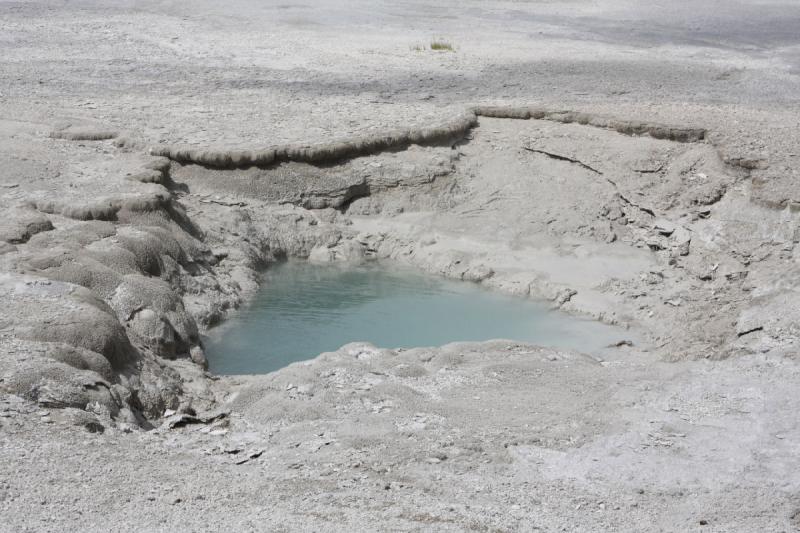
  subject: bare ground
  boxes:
[1,1,799,531]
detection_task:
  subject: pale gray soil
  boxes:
[1,1,799,531]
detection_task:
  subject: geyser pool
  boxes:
[204,261,626,374]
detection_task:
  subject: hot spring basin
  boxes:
[204,261,626,374]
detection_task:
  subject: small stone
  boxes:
[554,288,577,306]
[248,449,264,459]
[652,219,676,236]
[190,346,208,369]
[83,420,105,433]
[608,340,634,348]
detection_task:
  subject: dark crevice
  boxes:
[737,326,764,337]
[521,146,604,175]
[604,176,658,217]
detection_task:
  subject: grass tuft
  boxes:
[429,40,454,51]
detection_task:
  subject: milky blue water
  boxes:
[204,261,625,375]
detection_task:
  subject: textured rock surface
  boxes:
[1,0,799,531]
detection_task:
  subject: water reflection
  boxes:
[204,261,624,374]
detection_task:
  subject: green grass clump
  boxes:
[429,40,454,51]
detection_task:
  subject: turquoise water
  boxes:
[204,261,625,375]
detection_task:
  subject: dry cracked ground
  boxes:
[1,0,800,531]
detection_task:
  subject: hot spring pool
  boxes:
[204,261,626,374]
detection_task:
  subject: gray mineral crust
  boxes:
[1,0,799,531]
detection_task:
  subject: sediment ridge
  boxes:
[111,106,706,169]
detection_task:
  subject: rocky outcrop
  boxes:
[472,106,707,142]
[172,162,369,210]
[0,208,53,244]
[116,112,479,168]
[114,106,705,171]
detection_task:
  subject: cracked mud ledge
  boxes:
[111,106,707,170]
